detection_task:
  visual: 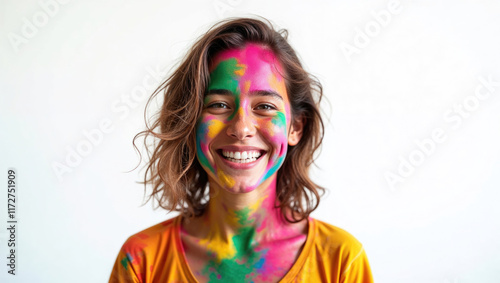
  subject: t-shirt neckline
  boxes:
[173,215,316,282]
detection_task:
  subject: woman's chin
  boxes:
[208,174,269,194]
[223,182,259,194]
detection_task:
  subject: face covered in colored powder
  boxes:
[195,43,300,193]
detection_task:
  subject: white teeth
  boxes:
[221,150,262,162]
[226,157,257,163]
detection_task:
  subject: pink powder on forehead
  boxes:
[211,43,284,76]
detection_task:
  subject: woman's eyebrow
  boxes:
[206,89,233,96]
[249,90,283,101]
[205,89,283,101]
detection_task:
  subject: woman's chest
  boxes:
[181,233,307,282]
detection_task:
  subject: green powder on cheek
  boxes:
[195,121,214,172]
[271,111,287,130]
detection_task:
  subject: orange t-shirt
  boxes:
[109,216,373,282]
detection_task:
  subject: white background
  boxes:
[1,0,500,282]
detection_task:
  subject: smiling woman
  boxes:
[109,17,374,283]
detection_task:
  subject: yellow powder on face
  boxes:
[217,169,235,188]
[237,106,245,119]
[207,120,225,138]
[265,119,275,133]
[242,80,251,93]
[268,73,287,100]
[234,63,247,77]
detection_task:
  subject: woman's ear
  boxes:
[288,115,304,146]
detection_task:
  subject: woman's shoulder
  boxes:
[303,218,373,282]
[311,217,364,250]
[110,215,194,282]
[120,215,181,252]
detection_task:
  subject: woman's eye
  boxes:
[207,102,229,109]
[255,104,276,111]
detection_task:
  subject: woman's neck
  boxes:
[181,175,308,281]
[201,176,293,245]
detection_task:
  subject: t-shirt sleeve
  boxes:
[312,219,374,283]
[108,242,142,283]
[108,218,183,283]
[340,246,374,283]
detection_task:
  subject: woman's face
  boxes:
[195,43,300,193]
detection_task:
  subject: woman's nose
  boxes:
[226,108,256,140]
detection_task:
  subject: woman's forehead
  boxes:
[208,43,288,101]
[210,43,284,76]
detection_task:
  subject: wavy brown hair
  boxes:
[135,17,325,223]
